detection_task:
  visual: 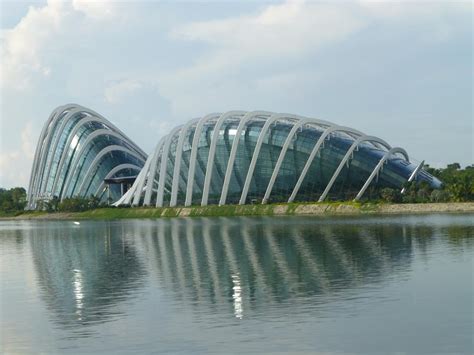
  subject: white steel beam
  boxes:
[288,125,365,203]
[123,165,147,205]
[39,108,88,197]
[49,116,111,196]
[94,163,141,197]
[219,111,272,205]
[401,160,425,194]
[354,147,409,201]
[28,105,76,207]
[131,150,154,206]
[261,118,314,204]
[239,114,285,204]
[318,135,391,202]
[30,106,74,206]
[35,104,146,205]
[49,114,146,199]
[60,129,134,201]
[157,127,182,207]
[27,105,70,208]
[170,119,200,207]
[239,113,334,205]
[184,113,221,207]
[77,145,145,197]
[201,111,246,206]
[143,137,167,206]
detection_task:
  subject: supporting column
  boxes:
[288,126,366,203]
[318,135,391,202]
[354,147,409,201]
[170,119,200,207]
[262,118,315,204]
[239,114,288,205]
[219,111,272,206]
[143,137,166,206]
[401,160,424,194]
[184,113,221,207]
[157,127,182,207]
[201,111,246,206]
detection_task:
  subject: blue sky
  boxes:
[0,0,472,188]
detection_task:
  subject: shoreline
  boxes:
[1,202,474,220]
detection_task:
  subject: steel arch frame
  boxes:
[239,113,292,204]
[143,137,167,206]
[170,118,201,207]
[287,125,367,203]
[123,163,148,205]
[261,117,316,204]
[353,147,409,201]
[130,150,155,206]
[239,114,335,205]
[27,105,69,200]
[30,104,146,205]
[219,111,273,206]
[37,107,87,198]
[30,107,426,209]
[27,104,77,208]
[94,163,142,197]
[318,135,392,202]
[201,111,246,206]
[60,129,136,201]
[49,115,114,196]
[157,126,183,207]
[77,145,145,197]
[184,113,221,207]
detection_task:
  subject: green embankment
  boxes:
[4,201,474,220]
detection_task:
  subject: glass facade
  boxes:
[28,107,441,210]
[27,104,147,209]
[118,111,442,207]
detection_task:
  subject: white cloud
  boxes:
[104,79,143,104]
[0,0,471,188]
[0,122,35,187]
[72,0,119,20]
[160,0,471,118]
[0,1,71,90]
[173,1,365,62]
[0,0,130,91]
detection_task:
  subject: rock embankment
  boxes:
[290,202,474,216]
[2,202,474,220]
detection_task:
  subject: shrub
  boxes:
[429,189,450,203]
[380,188,401,203]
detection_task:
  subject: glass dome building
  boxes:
[115,110,441,207]
[26,104,147,209]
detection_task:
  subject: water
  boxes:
[1,214,472,354]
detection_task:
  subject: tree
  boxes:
[380,188,401,203]
[447,162,461,170]
[0,187,27,213]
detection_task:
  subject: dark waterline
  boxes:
[1,214,473,354]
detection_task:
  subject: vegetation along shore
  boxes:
[1,163,473,220]
[1,202,473,221]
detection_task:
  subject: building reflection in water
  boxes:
[27,216,472,330]
[28,221,146,332]
[128,217,422,319]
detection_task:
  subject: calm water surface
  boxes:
[1,214,473,354]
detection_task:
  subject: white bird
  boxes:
[73,221,80,225]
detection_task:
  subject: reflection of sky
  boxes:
[73,269,84,319]
[0,215,473,353]
[232,274,243,320]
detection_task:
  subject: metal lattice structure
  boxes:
[27,104,147,209]
[114,111,441,207]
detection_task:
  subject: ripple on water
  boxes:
[0,214,473,353]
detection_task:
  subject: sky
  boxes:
[0,0,472,189]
